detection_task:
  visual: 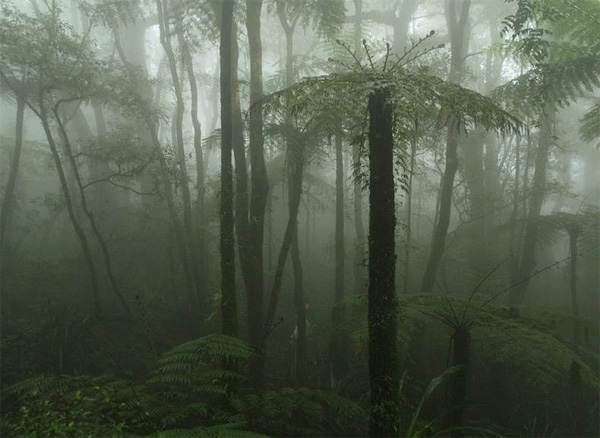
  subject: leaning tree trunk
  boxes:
[39,109,102,318]
[219,0,238,338]
[0,98,25,298]
[55,107,133,322]
[368,88,399,437]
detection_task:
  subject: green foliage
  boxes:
[236,387,366,437]
[395,295,599,392]
[580,101,600,147]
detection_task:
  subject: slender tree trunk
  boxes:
[55,107,133,321]
[352,0,366,308]
[569,228,579,344]
[510,134,521,282]
[368,88,399,437]
[290,157,307,386]
[40,110,102,318]
[245,0,269,385]
[158,0,199,313]
[177,22,208,316]
[0,98,25,297]
[331,133,348,386]
[509,105,554,306]
[421,0,471,292]
[220,0,238,337]
[404,120,418,293]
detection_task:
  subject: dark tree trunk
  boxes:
[0,98,25,297]
[449,327,471,437]
[331,133,348,385]
[245,0,269,386]
[220,0,238,337]
[368,88,399,437]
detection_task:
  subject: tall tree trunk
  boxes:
[220,0,238,337]
[0,98,25,297]
[275,3,307,384]
[245,0,269,385]
[177,21,208,317]
[290,153,307,386]
[158,0,199,313]
[368,88,399,437]
[331,133,348,386]
[421,0,471,292]
[509,105,554,306]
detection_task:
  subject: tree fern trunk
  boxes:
[368,88,399,437]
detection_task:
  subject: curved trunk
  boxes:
[55,107,133,321]
[40,111,102,318]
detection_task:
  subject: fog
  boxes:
[1,0,599,437]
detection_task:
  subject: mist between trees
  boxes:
[0,0,599,437]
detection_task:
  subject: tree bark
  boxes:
[368,88,399,437]
[220,0,238,337]
[245,0,269,386]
